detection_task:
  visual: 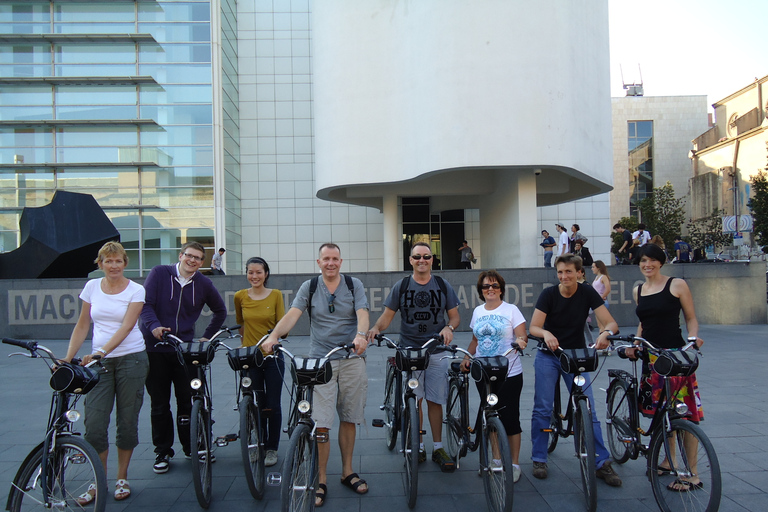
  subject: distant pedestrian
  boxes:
[613,223,632,264]
[632,224,651,246]
[540,230,556,267]
[569,224,587,253]
[674,236,691,263]
[555,224,569,256]
[458,240,474,269]
[211,247,226,275]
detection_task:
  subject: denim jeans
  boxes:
[530,351,610,468]
[247,354,285,451]
[544,251,553,268]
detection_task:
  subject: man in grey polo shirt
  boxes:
[368,242,461,471]
[263,243,369,507]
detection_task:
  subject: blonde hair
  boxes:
[95,241,128,266]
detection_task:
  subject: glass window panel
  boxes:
[0,64,52,78]
[56,146,128,163]
[0,147,52,164]
[140,249,184,269]
[0,3,51,23]
[138,63,212,84]
[141,207,214,228]
[55,105,137,120]
[636,120,653,139]
[0,23,52,34]
[140,125,212,145]
[56,86,136,106]
[139,43,211,63]
[138,23,211,43]
[55,44,136,64]
[0,86,52,106]
[140,146,212,166]
[0,45,50,64]
[56,127,137,147]
[142,186,213,207]
[54,23,137,34]
[0,188,54,208]
[138,3,210,22]
[140,84,212,104]
[54,3,135,23]
[0,105,52,121]
[56,167,139,187]
[62,187,140,206]
[0,212,21,231]
[55,64,138,77]
[141,166,213,187]
[140,104,212,124]
[107,214,139,230]
[0,128,53,147]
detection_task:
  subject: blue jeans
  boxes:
[544,251,553,268]
[531,351,610,468]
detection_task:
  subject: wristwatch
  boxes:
[356,331,366,337]
[447,325,455,332]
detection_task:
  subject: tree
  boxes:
[637,182,686,249]
[686,208,734,256]
[747,169,768,253]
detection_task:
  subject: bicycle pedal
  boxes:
[541,428,553,433]
[267,472,282,486]
[372,419,385,428]
[215,433,238,446]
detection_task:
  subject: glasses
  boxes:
[481,283,502,290]
[328,294,336,313]
[182,253,204,262]
[410,254,433,260]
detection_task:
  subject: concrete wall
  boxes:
[2,264,764,341]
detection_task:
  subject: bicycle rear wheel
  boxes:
[480,416,514,512]
[280,423,317,512]
[648,419,721,512]
[384,363,399,451]
[444,379,465,463]
[575,400,597,512]
[606,380,633,464]
[8,436,107,512]
[404,396,419,509]
[240,394,265,500]
[190,399,213,508]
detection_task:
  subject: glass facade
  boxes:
[628,120,653,218]
[0,0,240,276]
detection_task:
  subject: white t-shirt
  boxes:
[469,301,526,377]
[558,231,569,254]
[80,278,146,358]
[632,230,651,246]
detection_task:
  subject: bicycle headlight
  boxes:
[298,400,311,414]
[675,402,689,416]
[407,379,419,390]
[486,394,499,406]
[65,410,81,423]
[190,378,202,390]
[241,376,253,389]
[573,375,586,387]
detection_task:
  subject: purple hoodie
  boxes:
[140,264,227,352]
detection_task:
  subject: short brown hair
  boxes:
[476,270,505,301]
[95,241,128,266]
[411,242,431,254]
[318,243,341,256]
[181,241,205,256]
[555,253,583,271]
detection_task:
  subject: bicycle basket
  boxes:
[50,362,100,394]
[181,341,216,366]
[653,349,698,377]
[395,348,429,372]
[559,348,599,373]
[290,357,333,386]
[470,356,509,383]
[227,346,264,371]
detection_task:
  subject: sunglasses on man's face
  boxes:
[328,294,336,313]
[481,283,501,290]
[411,254,432,260]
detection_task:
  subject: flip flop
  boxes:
[315,483,327,507]
[76,483,97,506]
[114,479,131,501]
[656,464,673,475]
[340,473,368,495]
[667,478,703,492]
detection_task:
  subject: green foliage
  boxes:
[610,216,639,254]
[747,169,768,253]
[686,208,734,254]
[637,182,686,249]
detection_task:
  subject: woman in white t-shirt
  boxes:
[465,270,528,483]
[64,242,148,503]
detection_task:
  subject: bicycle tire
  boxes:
[546,384,561,453]
[280,422,317,512]
[190,399,213,508]
[606,380,633,464]
[8,435,107,512]
[404,396,419,509]
[384,364,399,451]
[240,394,265,500]
[648,419,721,512]
[444,379,465,462]
[480,416,514,512]
[575,400,597,512]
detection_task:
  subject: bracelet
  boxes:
[95,348,107,355]
[447,325,455,332]
[600,330,615,337]
[356,332,366,337]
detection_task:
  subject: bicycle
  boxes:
[274,341,356,512]
[2,338,107,512]
[530,335,600,512]
[604,334,721,512]
[371,334,444,509]
[443,344,519,512]
[157,325,241,509]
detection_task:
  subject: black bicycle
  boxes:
[605,334,721,512]
[371,334,444,509]
[443,344,518,512]
[274,342,356,512]
[531,335,599,512]
[158,325,241,508]
[3,338,107,512]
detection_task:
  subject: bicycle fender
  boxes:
[6,442,44,510]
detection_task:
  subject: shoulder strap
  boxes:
[398,276,411,310]
[433,275,447,297]
[345,274,355,312]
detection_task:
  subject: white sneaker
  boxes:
[512,465,521,483]
[265,450,278,467]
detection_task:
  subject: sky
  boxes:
[608,0,768,111]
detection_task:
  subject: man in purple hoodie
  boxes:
[140,241,227,474]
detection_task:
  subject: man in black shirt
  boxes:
[613,223,633,264]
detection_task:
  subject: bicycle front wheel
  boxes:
[280,423,317,512]
[404,396,419,509]
[606,380,633,464]
[444,379,465,463]
[480,416,514,512]
[648,419,721,512]
[575,399,597,512]
[190,399,213,508]
[547,386,561,453]
[384,363,399,451]
[240,394,265,500]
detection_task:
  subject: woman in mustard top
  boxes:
[234,257,285,467]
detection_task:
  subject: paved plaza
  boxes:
[1,323,766,511]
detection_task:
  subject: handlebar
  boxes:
[3,337,103,371]
[605,334,702,359]
[373,334,444,352]
[273,341,357,362]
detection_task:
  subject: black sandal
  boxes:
[667,478,703,492]
[340,473,368,494]
[315,483,327,507]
